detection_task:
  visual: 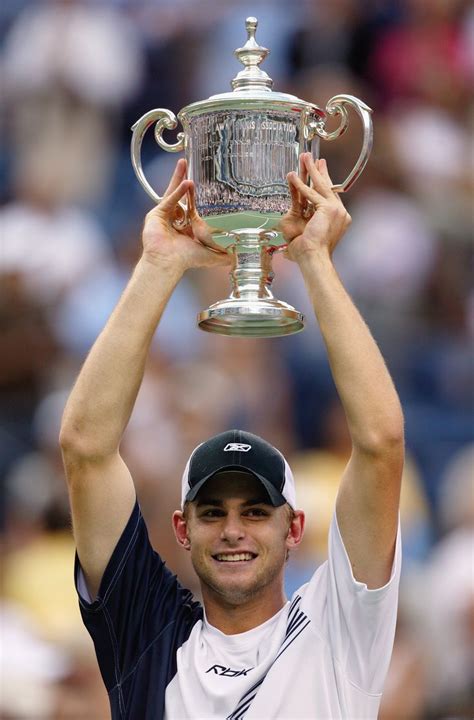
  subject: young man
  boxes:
[60,155,404,719]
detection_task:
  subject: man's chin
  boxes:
[194,556,285,607]
[211,584,259,607]
[200,573,261,606]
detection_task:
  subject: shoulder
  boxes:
[296,510,402,624]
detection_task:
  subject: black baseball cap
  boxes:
[181,429,296,509]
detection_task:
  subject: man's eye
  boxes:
[201,509,224,518]
[245,508,268,517]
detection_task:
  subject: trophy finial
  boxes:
[246,17,258,38]
[232,17,273,91]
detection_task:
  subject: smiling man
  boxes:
[174,437,303,629]
[60,156,404,719]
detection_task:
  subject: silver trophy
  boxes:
[131,17,373,337]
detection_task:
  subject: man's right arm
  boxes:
[60,160,229,599]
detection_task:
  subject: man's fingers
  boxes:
[317,157,334,185]
[299,154,310,212]
[289,172,326,206]
[303,154,335,200]
[158,178,192,214]
[191,239,232,267]
[187,182,199,219]
[163,158,187,197]
[317,158,343,201]
[209,247,233,266]
[299,153,310,183]
[288,173,302,212]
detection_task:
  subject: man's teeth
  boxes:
[215,553,254,562]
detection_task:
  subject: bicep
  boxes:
[66,452,136,599]
[335,446,403,589]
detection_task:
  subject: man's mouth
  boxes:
[213,552,257,563]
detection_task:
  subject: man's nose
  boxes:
[220,513,245,543]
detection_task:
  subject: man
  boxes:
[60,154,404,719]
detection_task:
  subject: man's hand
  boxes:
[141,159,231,273]
[280,154,352,263]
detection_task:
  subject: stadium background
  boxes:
[1,0,472,717]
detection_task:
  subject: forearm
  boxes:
[299,250,404,453]
[60,256,183,458]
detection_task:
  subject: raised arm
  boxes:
[60,160,229,598]
[284,155,404,588]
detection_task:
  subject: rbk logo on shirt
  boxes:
[223,443,252,452]
[206,665,254,677]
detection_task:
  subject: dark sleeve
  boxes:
[75,501,202,693]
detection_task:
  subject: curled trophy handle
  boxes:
[310,94,373,193]
[131,108,188,226]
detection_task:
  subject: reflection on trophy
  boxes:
[131,17,373,337]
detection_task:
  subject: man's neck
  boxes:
[202,589,287,635]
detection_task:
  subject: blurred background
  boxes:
[0,0,473,717]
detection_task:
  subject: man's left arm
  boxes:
[286,156,404,589]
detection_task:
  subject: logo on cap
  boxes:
[223,443,252,452]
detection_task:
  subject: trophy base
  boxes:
[197,298,305,338]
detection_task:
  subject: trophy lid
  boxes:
[179,17,323,119]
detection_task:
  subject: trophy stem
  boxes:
[229,230,276,301]
[197,228,305,338]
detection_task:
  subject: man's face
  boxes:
[175,472,299,607]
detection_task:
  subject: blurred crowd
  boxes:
[0,0,473,718]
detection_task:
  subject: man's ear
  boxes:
[286,510,305,550]
[172,510,191,550]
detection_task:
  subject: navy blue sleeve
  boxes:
[75,501,202,714]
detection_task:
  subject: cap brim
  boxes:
[184,465,287,507]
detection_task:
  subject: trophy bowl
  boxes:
[131,17,373,337]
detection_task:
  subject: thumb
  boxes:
[192,240,232,268]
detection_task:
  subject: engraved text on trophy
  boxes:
[189,110,301,217]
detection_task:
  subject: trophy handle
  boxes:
[311,94,373,193]
[131,109,188,225]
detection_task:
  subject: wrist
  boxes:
[295,246,333,273]
[139,251,186,281]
